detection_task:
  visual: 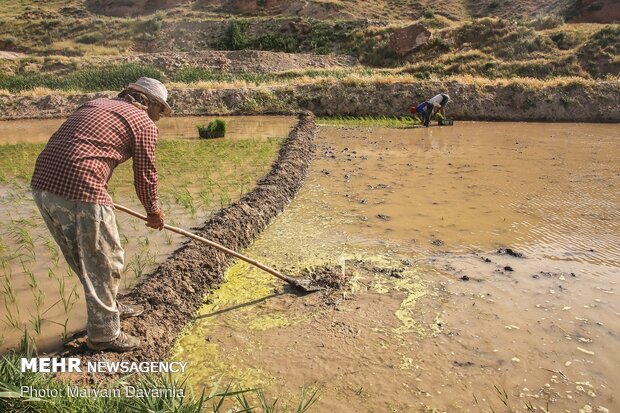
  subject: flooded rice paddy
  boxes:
[171,122,619,412]
[0,117,618,412]
[0,116,294,352]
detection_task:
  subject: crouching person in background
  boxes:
[410,93,451,127]
[410,101,434,127]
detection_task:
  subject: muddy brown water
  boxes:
[171,122,619,412]
[0,115,295,144]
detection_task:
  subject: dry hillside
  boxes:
[0,0,618,96]
[82,0,620,22]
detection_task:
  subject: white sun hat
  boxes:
[127,77,172,115]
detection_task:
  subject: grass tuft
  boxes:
[0,335,321,412]
[0,63,163,93]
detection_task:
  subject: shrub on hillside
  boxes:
[464,23,557,60]
[577,25,620,77]
[423,8,435,19]
[420,15,452,29]
[454,18,512,45]
[252,33,299,53]
[143,13,165,32]
[215,18,361,55]
[528,14,564,30]
[135,12,165,41]
[223,20,249,50]
[76,31,104,44]
[550,30,586,50]
[360,38,400,67]
[0,36,17,47]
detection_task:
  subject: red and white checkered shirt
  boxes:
[31,97,160,213]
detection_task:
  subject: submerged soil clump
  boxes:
[60,111,317,364]
[297,264,349,290]
[288,260,416,308]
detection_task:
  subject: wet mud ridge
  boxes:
[61,111,317,364]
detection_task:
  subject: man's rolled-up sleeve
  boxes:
[133,124,160,214]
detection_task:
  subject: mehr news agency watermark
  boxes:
[20,357,188,398]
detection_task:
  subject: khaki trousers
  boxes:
[32,189,123,342]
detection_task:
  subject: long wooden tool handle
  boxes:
[113,203,296,284]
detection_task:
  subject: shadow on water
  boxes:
[196,292,284,320]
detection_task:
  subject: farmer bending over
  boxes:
[410,93,451,127]
[31,77,171,352]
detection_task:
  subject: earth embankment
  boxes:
[61,111,317,364]
[1,80,619,122]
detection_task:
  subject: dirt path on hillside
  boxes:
[59,111,317,365]
[116,50,357,75]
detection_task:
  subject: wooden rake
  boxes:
[113,203,321,293]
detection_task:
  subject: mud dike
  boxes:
[62,111,317,364]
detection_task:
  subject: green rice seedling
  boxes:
[162,229,173,245]
[65,267,77,279]
[292,386,321,413]
[21,260,45,335]
[31,313,42,335]
[219,187,231,208]
[47,267,73,338]
[124,237,156,287]
[46,289,77,340]
[494,384,512,409]
[0,275,16,306]
[242,386,320,413]
[23,260,37,290]
[202,175,217,195]
[198,188,212,211]
[206,179,232,209]
[120,233,129,249]
[44,238,60,268]
[139,236,150,248]
[1,274,21,330]
[197,119,228,139]
[49,267,79,317]
[31,291,45,336]
[0,239,9,268]
[8,223,36,261]
[317,115,417,128]
[238,176,250,197]
[2,301,21,330]
[173,188,196,216]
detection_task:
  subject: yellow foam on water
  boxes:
[170,214,439,390]
[170,260,277,389]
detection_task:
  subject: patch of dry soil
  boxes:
[114,50,357,75]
